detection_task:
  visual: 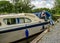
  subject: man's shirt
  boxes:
[44,11,51,17]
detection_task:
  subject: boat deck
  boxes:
[31,19,60,43]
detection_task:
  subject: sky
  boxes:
[0,0,55,9]
[31,0,55,9]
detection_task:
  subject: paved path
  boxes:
[38,19,60,43]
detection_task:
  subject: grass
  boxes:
[53,13,60,16]
[52,13,60,21]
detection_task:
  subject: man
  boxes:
[41,10,54,25]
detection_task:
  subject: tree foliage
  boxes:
[0,0,34,13]
[15,0,34,13]
[0,1,13,13]
[54,0,60,14]
[32,8,52,14]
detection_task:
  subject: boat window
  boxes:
[4,18,16,25]
[3,17,31,25]
[19,18,25,23]
[25,18,31,23]
[17,18,31,23]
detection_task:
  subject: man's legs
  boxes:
[49,16,54,25]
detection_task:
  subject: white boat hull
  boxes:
[0,26,42,43]
[0,22,50,43]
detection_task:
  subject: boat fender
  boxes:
[25,29,29,38]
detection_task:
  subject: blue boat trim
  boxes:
[0,22,50,34]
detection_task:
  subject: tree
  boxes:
[14,0,34,13]
[54,0,60,14]
[0,0,34,13]
[55,0,60,6]
[0,1,13,13]
[32,8,51,13]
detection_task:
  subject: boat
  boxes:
[0,13,49,43]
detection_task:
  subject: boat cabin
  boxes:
[0,13,44,27]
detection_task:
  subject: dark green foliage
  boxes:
[52,0,60,21]
[54,0,60,14]
[32,8,52,14]
[0,1,13,13]
[0,0,34,13]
